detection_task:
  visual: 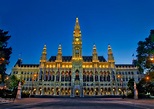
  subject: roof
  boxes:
[115,64,136,67]
[14,58,22,67]
[49,56,106,62]
[14,59,39,67]
[20,64,39,67]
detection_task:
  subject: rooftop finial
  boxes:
[108,44,111,50]
[74,17,80,30]
[76,17,78,23]
[93,44,96,49]
[58,44,62,50]
[44,44,46,49]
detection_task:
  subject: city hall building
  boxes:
[12,18,143,97]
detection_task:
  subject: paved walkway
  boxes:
[0,98,154,109]
[0,97,15,103]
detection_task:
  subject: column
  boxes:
[98,69,101,95]
[59,69,61,95]
[111,70,113,95]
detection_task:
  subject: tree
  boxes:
[137,78,146,94]
[136,30,154,97]
[127,78,134,93]
[136,30,154,73]
[5,75,19,89]
[137,75,154,96]
[0,29,12,83]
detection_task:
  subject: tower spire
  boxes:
[92,44,98,62]
[40,44,47,63]
[73,17,81,37]
[56,44,62,61]
[108,44,115,68]
[74,18,80,30]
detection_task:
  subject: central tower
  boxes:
[72,18,82,60]
[71,18,83,97]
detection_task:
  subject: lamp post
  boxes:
[0,57,5,83]
[145,75,150,96]
[149,55,154,71]
[31,73,37,96]
[117,75,124,99]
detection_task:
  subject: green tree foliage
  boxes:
[136,30,154,73]
[136,30,154,96]
[127,78,134,93]
[5,75,19,89]
[137,78,146,94]
[0,29,12,83]
[137,75,154,96]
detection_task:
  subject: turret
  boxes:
[40,45,47,63]
[108,44,115,68]
[56,44,62,62]
[92,44,98,62]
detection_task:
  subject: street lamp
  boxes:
[149,55,154,71]
[150,55,154,61]
[31,73,37,96]
[145,75,150,96]
[0,57,5,64]
[117,74,124,98]
[146,76,150,81]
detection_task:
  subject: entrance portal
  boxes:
[75,89,80,97]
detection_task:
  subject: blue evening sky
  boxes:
[0,0,154,74]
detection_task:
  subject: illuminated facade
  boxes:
[12,18,143,97]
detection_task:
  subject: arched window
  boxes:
[87,75,89,81]
[107,75,110,81]
[61,75,64,81]
[75,48,79,57]
[90,75,93,82]
[51,75,54,81]
[104,75,106,81]
[56,71,60,81]
[95,75,98,81]
[75,70,79,81]
[39,71,43,80]
[100,75,103,81]
[83,75,86,82]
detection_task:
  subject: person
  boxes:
[122,94,125,99]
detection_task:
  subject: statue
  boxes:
[134,81,138,99]
[16,82,21,99]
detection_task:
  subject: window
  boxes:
[95,75,98,81]
[56,75,59,81]
[61,76,64,81]
[100,75,103,81]
[126,78,128,81]
[83,75,86,82]
[90,75,93,82]
[125,72,127,75]
[75,49,79,57]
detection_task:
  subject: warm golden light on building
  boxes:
[12,18,143,97]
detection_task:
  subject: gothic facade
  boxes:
[12,18,143,97]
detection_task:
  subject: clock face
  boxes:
[75,38,79,41]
